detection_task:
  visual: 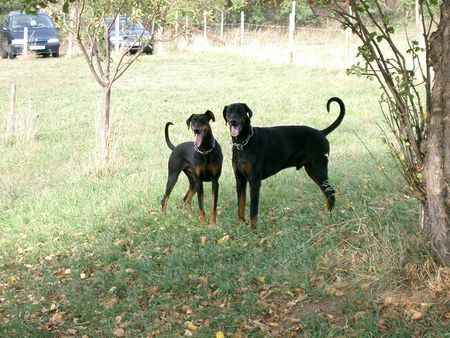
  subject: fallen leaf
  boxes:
[257,276,266,284]
[50,313,63,323]
[445,312,450,319]
[186,322,198,331]
[114,239,127,247]
[105,298,118,307]
[181,305,192,315]
[287,317,301,323]
[335,290,345,297]
[80,273,86,279]
[408,309,423,320]
[252,320,269,331]
[200,236,207,245]
[215,331,225,338]
[325,285,336,295]
[382,308,399,320]
[217,234,231,244]
[184,329,193,337]
[377,319,388,332]
[360,283,370,291]
[354,311,366,320]
[113,327,125,337]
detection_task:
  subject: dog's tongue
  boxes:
[231,126,240,137]
[194,133,202,148]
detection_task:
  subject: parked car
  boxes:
[105,17,153,54]
[0,11,60,59]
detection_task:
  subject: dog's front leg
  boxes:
[235,170,247,223]
[210,179,219,225]
[249,178,261,228]
[196,181,206,223]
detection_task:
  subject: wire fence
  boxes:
[170,11,356,70]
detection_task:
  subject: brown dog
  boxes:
[161,111,223,224]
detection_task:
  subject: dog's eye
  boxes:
[193,129,200,134]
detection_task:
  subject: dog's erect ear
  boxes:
[205,110,215,122]
[222,105,228,124]
[186,114,195,129]
[243,103,253,119]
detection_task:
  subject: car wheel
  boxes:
[144,46,153,55]
[7,52,15,59]
[42,53,50,58]
[52,52,59,57]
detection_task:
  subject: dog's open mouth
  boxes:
[230,125,240,137]
[194,133,202,147]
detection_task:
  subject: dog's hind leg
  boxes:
[161,171,181,214]
[182,170,197,209]
[210,179,219,225]
[305,162,336,212]
[249,178,261,228]
[196,181,207,223]
[234,169,248,223]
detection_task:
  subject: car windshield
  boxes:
[11,14,54,29]
[106,18,144,31]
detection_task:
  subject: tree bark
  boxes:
[425,0,450,265]
[98,85,111,171]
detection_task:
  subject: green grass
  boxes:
[0,52,447,337]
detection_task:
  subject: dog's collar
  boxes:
[194,138,216,155]
[232,126,254,151]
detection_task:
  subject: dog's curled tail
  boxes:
[165,122,176,151]
[321,97,346,136]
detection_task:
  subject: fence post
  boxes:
[345,6,352,68]
[415,0,420,27]
[23,27,28,57]
[66,10,74,58]
[416,0,426,73]
[175,10,179,45]
[185,16,189,46]
[220,12,224,43]
[156,25,164,54]
[240,11,244,46]
[203,11,207,39]
[115,14,120,54]
[6,84,16,141]
[288,1,296,64]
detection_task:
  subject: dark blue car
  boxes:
[0,11,60,59]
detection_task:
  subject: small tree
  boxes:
[66,0,170,173]
[324,0,448,265]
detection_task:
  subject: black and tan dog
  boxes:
[161,111,223,224]
[223,97,345,228]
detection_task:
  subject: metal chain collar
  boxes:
[232,127,254,151]
[194,138,216,155]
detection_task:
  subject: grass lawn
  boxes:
[0,51,448,337]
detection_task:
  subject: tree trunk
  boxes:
[424,0,450,266]
[98,85,111,172]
